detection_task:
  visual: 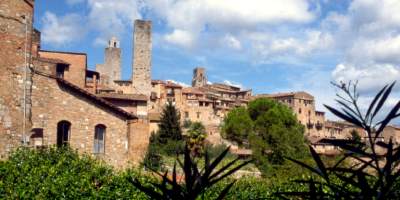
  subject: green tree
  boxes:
[221,98,308,175]
[187,122,207,156]
[221,107,253,146]
[158,102,183,141]
[250,98,308,168]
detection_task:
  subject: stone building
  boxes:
[96,37,121,87]
[192,67,207,87]
[132,20,152,97]
[0,0,150,167]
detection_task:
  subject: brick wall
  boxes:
[0,0,34,157]
[39,51,87,88]
[30,62,132,168]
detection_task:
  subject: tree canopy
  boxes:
[221,98,308,174]
[158,102,183,142]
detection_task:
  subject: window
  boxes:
[185,112,189,118]
[56,64,65,78]
[298,108,302,114]
[94,124,106,154]
[197,112,201,119]
[57,121,71,146]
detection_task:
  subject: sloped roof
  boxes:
[56,78,137,120]
[255,91,314,100]
[35,57,70,65]
[182,87,204,95]
[97,93,148,101]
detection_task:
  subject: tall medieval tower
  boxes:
[132,20,152,96]
[96,37,121,86]
[192,67,207,87]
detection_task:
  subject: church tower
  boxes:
[132,20,152,96]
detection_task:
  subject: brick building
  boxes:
[0,0,150,168]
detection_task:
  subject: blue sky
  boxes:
[33,0,400,119]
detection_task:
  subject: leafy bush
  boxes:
[0,146,154,199]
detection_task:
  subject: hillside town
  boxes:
[1,0,400,169]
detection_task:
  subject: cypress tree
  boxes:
[157,102,183,142]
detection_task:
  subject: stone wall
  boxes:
[0,0,34,157]
[39,51,87,88]
[96,38,121,87]
[132,20,152,96]
[30,62,131,168]
[192,67,207,87]
[128,118,150,165]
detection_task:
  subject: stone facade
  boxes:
[31,59,135,168]
[192,67,207,87]
[96,37,121,87]
[0,0,151,168]
[132,20,152,97]
[0,0,34,157]
[39,50,87,88]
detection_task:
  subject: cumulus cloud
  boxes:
[164,29,196,48]
[41,12,86,46]
[147,0,316,49]
[222,35,242,50]
[87,0,143,46]
[329,0,400,94]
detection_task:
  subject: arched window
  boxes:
[94,124,106,154]
[57,121,71,146]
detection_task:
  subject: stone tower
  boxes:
[192,67,207,87]
[96,37,121,86]
[132,20,152,96]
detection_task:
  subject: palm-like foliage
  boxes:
[130,146,251,200]
[281,81,400,199]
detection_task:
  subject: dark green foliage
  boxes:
[158,102,183,141]
[221,107,253,146]
[0,146,152,199]
[222,98,308,174]
[130,146,252,200]
[142,133,164,171]
[283,81,400,199]
[151,102,185,156]
[187,121,207,156]
[183,119,193,129]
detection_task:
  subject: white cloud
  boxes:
[166,79,190,87]
[164,29,196,48]
[147,0,316,50]
[252,30,333,60]
[222,34,242,50]
[41,12,86,46]
[223,80,244,89]
[329,0,400,94]
[332,63,400,94]
[87,0,143,46]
